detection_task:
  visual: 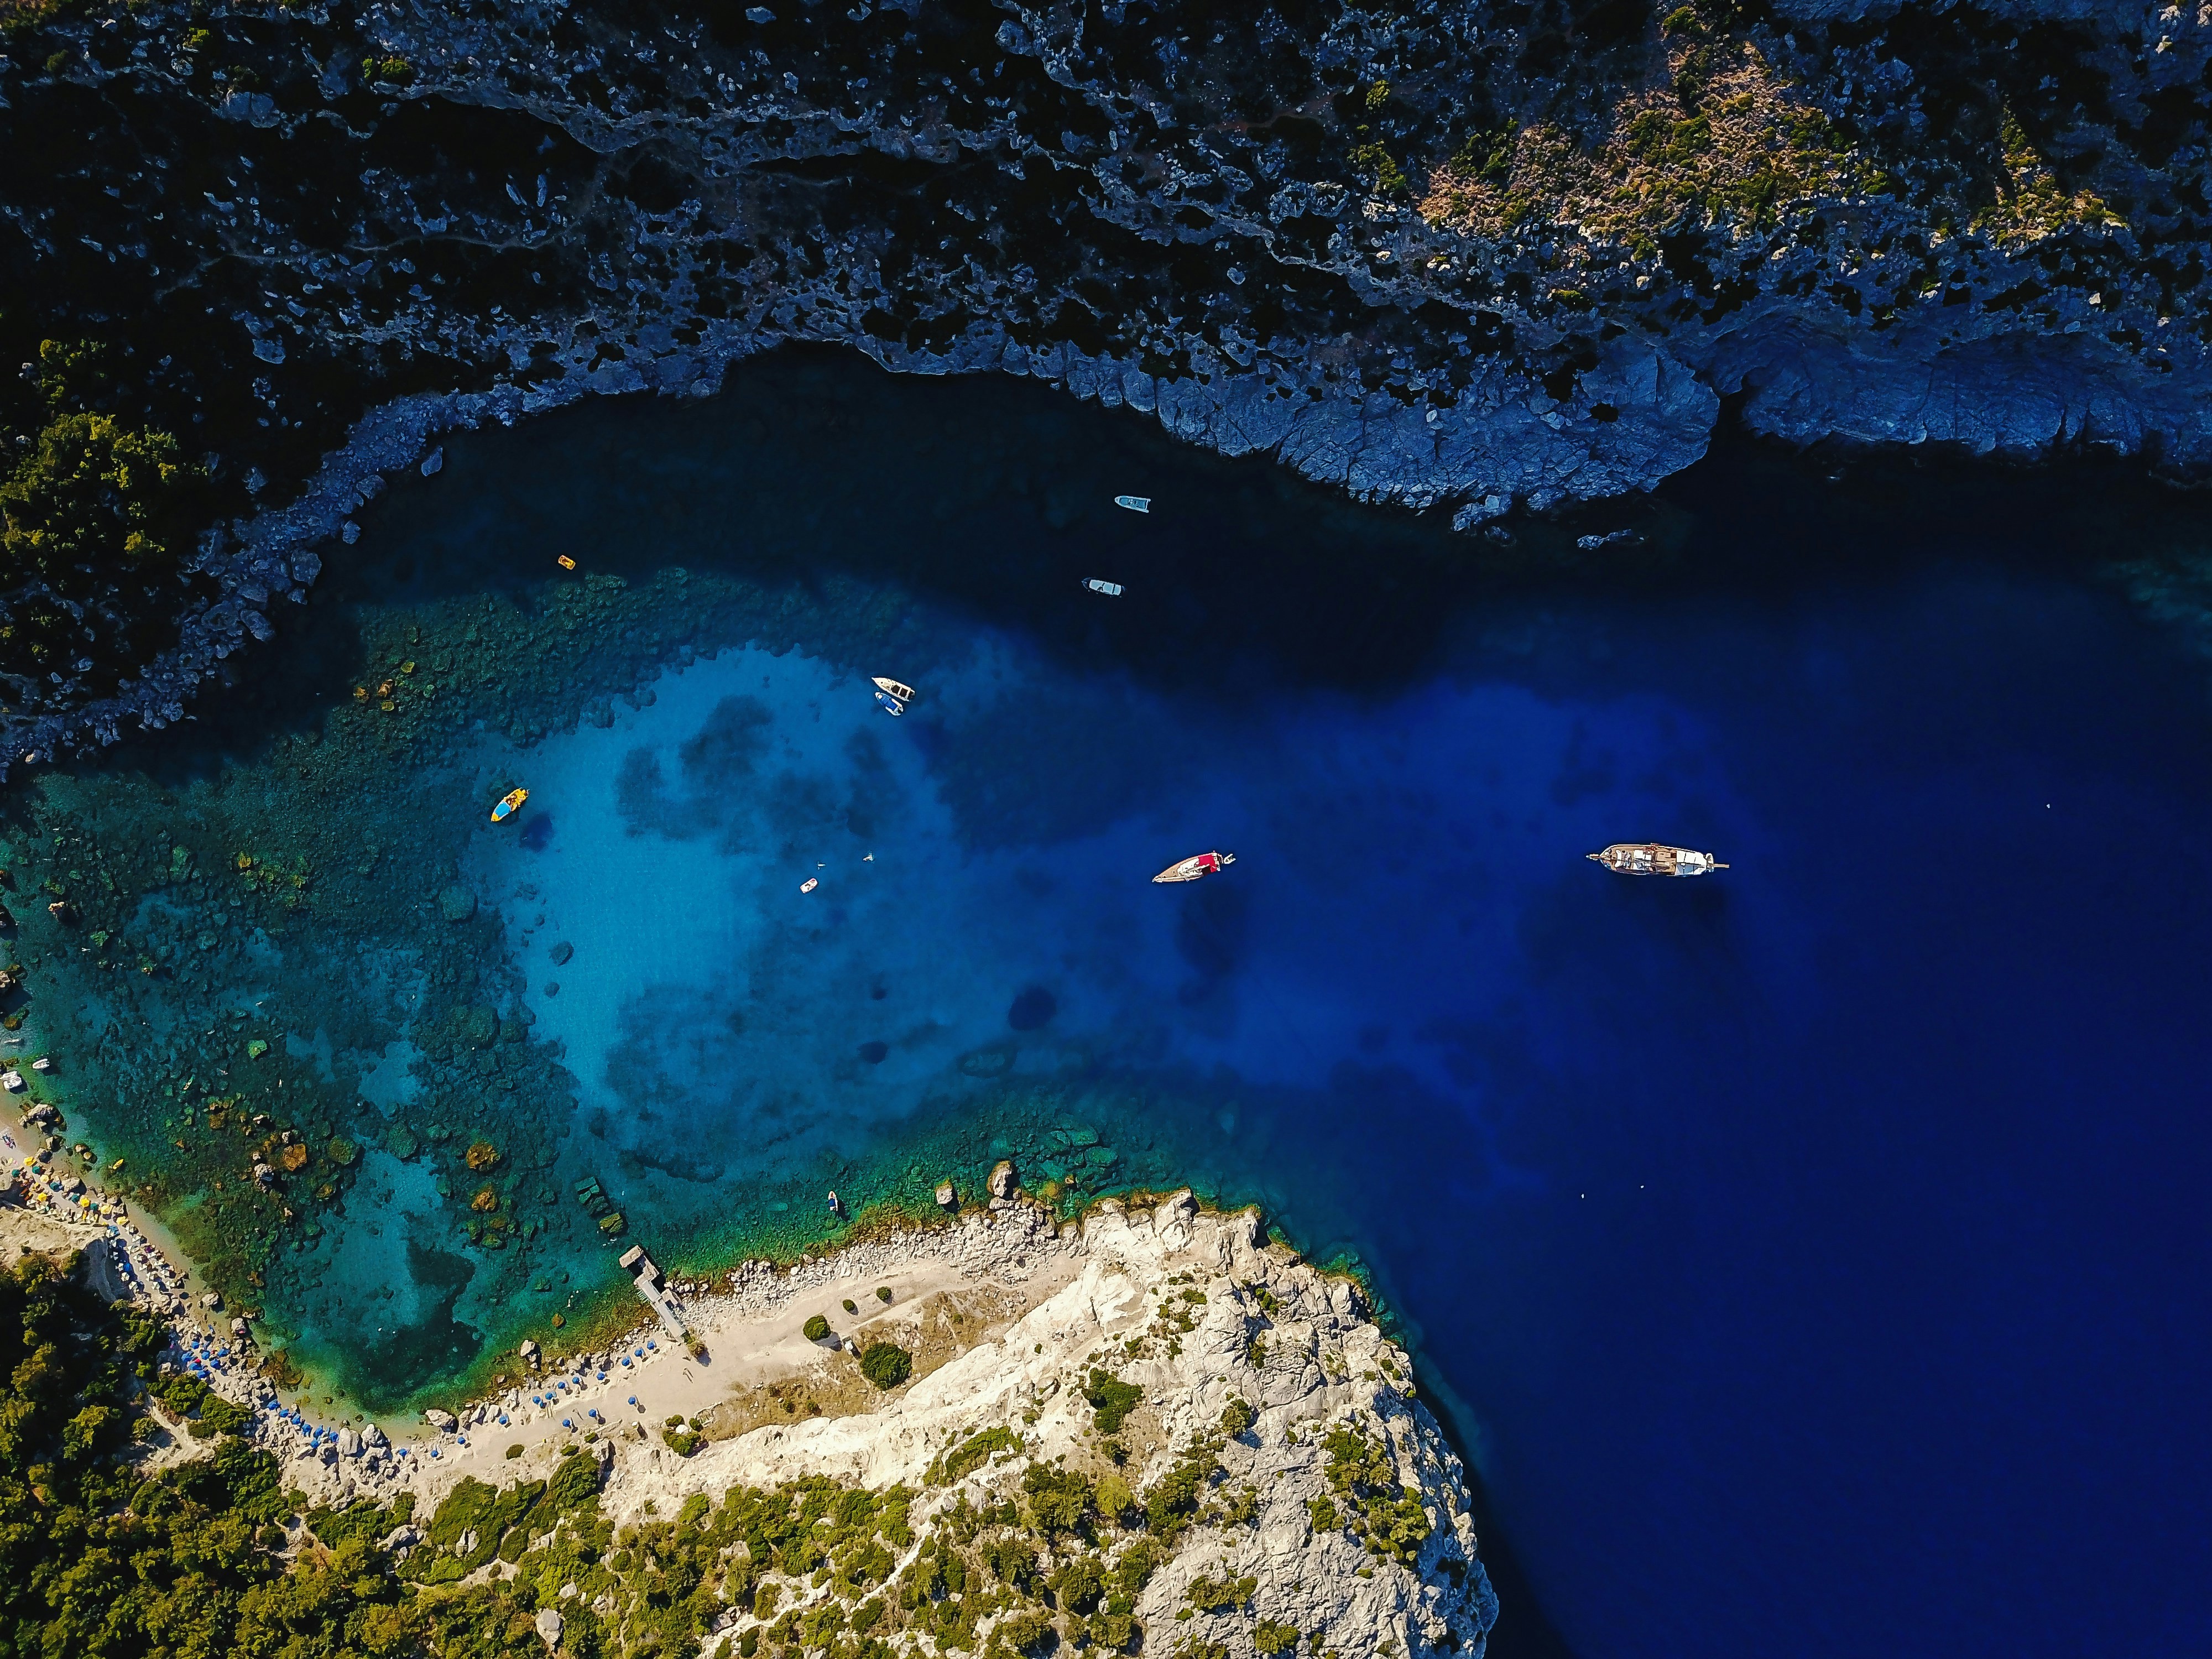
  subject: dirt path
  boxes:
[417,1222,1084,1499]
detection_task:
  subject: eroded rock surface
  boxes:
[5,0,2209,761]
[606,1199,1498,1659]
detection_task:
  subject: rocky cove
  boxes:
[6,0,2212,762]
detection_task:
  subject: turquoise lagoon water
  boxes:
[8,350,2212,1658]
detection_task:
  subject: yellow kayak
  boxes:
[491,787,529,823]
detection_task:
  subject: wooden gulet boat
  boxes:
[1587,843,1728,877]
[1154,851,1235,884]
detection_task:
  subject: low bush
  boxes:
[1084,1368,1143,1434]
[859,1342,913,1390]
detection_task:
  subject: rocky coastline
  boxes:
[12,1167,1502,1659]
[6,0,2210,767]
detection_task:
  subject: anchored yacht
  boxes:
[1587,843,1728,877]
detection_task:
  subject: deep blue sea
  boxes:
[11,349,2212,1658]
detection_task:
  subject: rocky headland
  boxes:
[3,0,2211,764]
[12,1176,1499,1659]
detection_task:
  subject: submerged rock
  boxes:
[437,885,478,923]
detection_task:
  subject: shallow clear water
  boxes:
[7,350,2212,1658]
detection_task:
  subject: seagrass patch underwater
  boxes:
[8,349,2212,1659]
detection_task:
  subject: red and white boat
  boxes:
[1153,850,1235,884]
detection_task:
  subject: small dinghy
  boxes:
[491,787,529,823]
[1114,495,1151,513]
[873,676,915,716]
[800,877,819,894]
[1083,578,1124,597]
[1154,850,1235,884]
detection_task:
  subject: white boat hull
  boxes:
[1154,850,1235,883]
[1588,843,1728,877]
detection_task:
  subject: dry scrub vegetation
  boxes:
[701,1284,1035,1444]
[1422,33,1876,257]
[1974,103,2123,247]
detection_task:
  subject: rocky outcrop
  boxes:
[5,0,2209,765]
[615,1201,1498,1659]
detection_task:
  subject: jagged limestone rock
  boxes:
[598,1208,1498,1658]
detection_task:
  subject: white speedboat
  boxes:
[1114,495,1151,513]
[1083,578,1124,597]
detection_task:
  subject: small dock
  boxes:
[619,1244,690,1340]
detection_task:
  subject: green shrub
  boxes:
[1024,1462,1094,1535]
[1219,1397,1256,1437]
[1349,141,1410,199]
[804,1313,832,1342]
[1144,1446,1218,1536]
[1184,1573,1256,1613]
[843,1298,858,1314]
[1053,1553,1105,1613]
[992,1609,1057,1655]
[982,1534,1040,1589]
[859,1342,913,1390]
[928,1425,1021,1484]
[507,1443,524,1459]
[1084,1368,1144,1434]
[1095,1472,1136,1525]
[1114,1537,1167,1593]
[1254,1620,1301,1655]
[875,1286,893,1303]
